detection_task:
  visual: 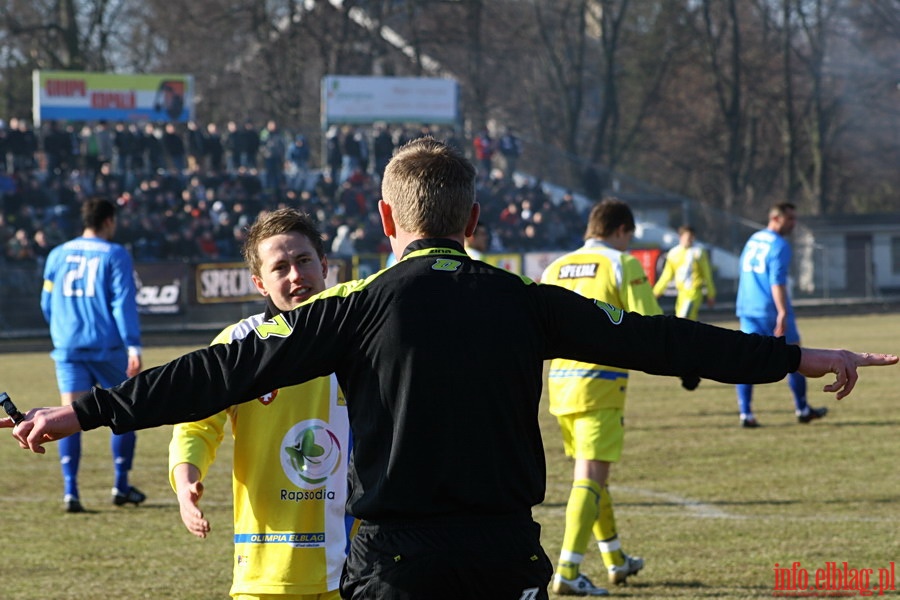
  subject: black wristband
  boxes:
[0,392,25,425]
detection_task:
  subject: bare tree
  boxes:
[792,0,841,215]
[699,0,747,212]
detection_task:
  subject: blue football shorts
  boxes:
[54,354,129,394]
[739,314,800,344]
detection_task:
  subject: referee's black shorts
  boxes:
[341,513,553,600]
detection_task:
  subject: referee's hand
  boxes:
[680,374,701,391]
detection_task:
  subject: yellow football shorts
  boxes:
[557,408,625,463]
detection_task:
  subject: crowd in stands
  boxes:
[0,117,588,272]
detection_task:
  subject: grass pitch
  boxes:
[1,313,898,599]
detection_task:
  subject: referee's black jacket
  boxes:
[74,238,800,522]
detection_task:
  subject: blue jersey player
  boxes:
[735,202,827,428]
[41,197,146,512]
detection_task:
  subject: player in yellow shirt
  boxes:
[653,225,716,321]
[542,199,661,596]
[169,208,353,600]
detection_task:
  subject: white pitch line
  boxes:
[612,485,734,519]
[607,486,900,523]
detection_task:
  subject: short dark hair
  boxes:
[769,202,796,218]
[82,197,116,231]
[584,197,635,240]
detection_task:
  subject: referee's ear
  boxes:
[463,203,481,238]
[378,199,396,238]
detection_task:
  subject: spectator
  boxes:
[113,122,136,182]
[473,128,494,179]
[143,123,165,174]
[325,127,343,183]
[287,133,310,191]
[43,121,72,183]
[224,121,240,171]
[79,124,102,180]
[259,120,285,192]
[94,121,114,171]
[464,222,491,260]
[186,121,207,172]
[372,125,394,182]
[162,123,187,174]
[6,228,36,262]
[331,223,355,256]
[239,120,259,169]
[32,228,52,266]
[0,119,7,174]
[195,229,220,259]
[444,127,463,153]
[205,123,224,173]
[498,127,523,180]
[127,123,146,179]
[8,118,37,172]
[340,125,363,182]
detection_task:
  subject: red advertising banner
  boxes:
[628,248,662,286]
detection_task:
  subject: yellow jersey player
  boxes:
[169,209,353,600]
[652,225,716,321]
[542,198,660,596]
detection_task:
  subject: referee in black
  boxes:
[6,138,897,600]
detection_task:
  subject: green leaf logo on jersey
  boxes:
[281,420,343,487]
[595,301,624,324]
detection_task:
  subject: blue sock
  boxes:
[788,372,808,413]
[59,433,82,499]
[111,432,136,492]
[736,384,753,416]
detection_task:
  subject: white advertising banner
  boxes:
[321,75,458,126]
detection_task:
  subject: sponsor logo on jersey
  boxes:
[558,263,598,279]
[280,488,337,502]
[258,389,278,405]
[281,419,343,489]
[629,275,648,286]
[234,532,326,548]
[431,258,462,271]
[595,300,624,324]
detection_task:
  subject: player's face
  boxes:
[775,209,797,236]
[251,232,327,312]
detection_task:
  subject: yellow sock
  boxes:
[593,485,624,568]
[557,478,603,580]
